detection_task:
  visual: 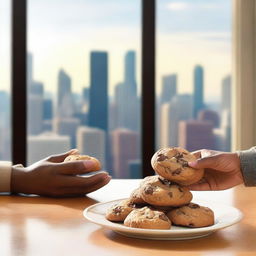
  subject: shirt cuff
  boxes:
[0,161,12,192]
[237,147,256,186]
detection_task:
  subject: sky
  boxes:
[0,0,231,102]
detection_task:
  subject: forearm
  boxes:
[238,146,256,186]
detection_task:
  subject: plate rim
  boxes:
[83,198,243,235]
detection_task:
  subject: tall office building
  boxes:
[28,94,43,135]
[57,69,74,118]
[193,65,204,118]
[157,74,177,147]
[27,52,33,91]
[111,128,140,178]
[124,51,137,95]
[160,74,177,105]
[161,94,193,147]
[88,51,108,132]
[179,120,215,151]
[28,132,70,165]
[43,98,53,120]
[198,109,220,128]
[114,51,139,132]
[221,75,231,111]
[76,126,106,168]
[54,117,80,148]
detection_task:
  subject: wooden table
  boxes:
[0,179,256,256]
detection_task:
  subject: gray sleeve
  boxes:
[237,146,256,186]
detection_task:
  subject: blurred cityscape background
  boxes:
[0,0,231,178]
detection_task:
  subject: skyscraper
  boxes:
[76,126,106,168]
[57,69,74,118]
[198,109,220,128]
[161,94,193,147]
[88,51,108,132]
[160,74,177,105]
[221,75,231,112]
[124,51,137,95]
[111,128,140,178]
[179,120,215,151]
[54,117,80,148]
[114,51,139,132]
[28,132,70,165]
[193,65,204,118]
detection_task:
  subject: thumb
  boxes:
[188,155,219,169]
[46,149,79,163]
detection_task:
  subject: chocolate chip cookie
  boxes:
[124,206,171,229]
[106,199,135,222]
[140,175,192,206]
[151,147,204,185]
[167,203,214,228]
[129,188,146,205]
[64,154,101,171]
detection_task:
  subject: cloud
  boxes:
[167,2,189,11]
[166,1,221,11]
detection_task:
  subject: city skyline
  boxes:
[0,0,231,102]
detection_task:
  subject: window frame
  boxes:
[11,0,156,177]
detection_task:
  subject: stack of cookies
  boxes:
[106,147,215,230]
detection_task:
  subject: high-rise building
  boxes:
[43,98,53,120]
[221,75,231,112]
[28,132,70,165]
[179,120,215,151]
[76,126,106,168]
[193,65,204,118]
[57,69,74,118]
[160,74,177,105]
[114,51,140,132]
[124,51,137,95]
[27,52,33,90]
[128,160,142,179]
[161,94,193,147]
[28,94,43,135]
[88,51,108,132]
[54,117,80,148]
[111,128,140,178]
[198,109,220,128]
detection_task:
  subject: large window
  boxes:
[156,0,232,152]
[0,0,11,161]
[27,0,142,178]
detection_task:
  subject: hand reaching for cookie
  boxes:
[11,149,111,197]
[187,149,244,190]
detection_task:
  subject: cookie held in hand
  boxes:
[151,147,204,185]
[64,154,101,172]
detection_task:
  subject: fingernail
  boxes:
[188,161,197,167]
[83,160,95,169]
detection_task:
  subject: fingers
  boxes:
[46,149,79,163]
[54,160,98,175]
[57,172,111,196]
[188,155,220,170]
[186,182,212,191]
[190,150,202,159]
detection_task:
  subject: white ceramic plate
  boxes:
[83,198,243,240]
